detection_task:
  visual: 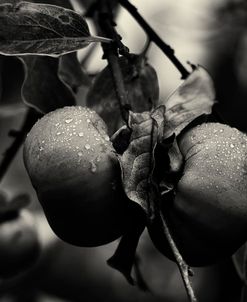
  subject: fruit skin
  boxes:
[24,106,130,247]
[149,122,247,266]
[0,210,41,278]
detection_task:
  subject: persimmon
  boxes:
[23,106,130,247]
[149,122,247,266]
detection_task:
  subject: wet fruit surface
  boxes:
[24,106,130,247]
[150,122,247,266]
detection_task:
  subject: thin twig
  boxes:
[159,210,198,302]
[95,1,130,124]
[118,0,190,79]
[0,108,40,183]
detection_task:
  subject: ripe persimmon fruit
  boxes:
[149,123,247,266]
[24,106,131,247]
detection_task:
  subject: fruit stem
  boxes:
[118,0,190,79]
[94,1,130,125]
[0,108,40,183]
[159,210,198,302]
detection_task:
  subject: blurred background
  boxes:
[0,0,247,301]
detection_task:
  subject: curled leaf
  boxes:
[0,1,110,56]
[162,66,215,139]
[87,55,159,135]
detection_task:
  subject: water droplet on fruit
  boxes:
[85,144,91,150]
[86,119,91,123]
[65,118,73,124]
[104,135,110,141]
[57,132,61,136]
[78,152,83,156]
[78,132,84,137]
[90,161,97,173]
[230,143,235,148]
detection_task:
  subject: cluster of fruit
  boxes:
[23,105,247,267]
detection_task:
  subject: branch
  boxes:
[0,108,41,183]
[159,210,198,302]
[118,0,190,79]
[95,1,130,124]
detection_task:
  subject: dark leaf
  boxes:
[162,66,215,139]
[87,54,159,135]
[19,55,76,113]
[59,53,91,92]
[107,209,146,286]
[0,1,110,56]
[111,125,132,154]
[0,56,24,105]
[117,106,164,216]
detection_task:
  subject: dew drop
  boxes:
[86,118,91,123]
[57,132,61,136]
[78,152,83,156]
[65,118,73,124]
[78,132,84,137]
[230,143,235,148]
[90,161,97,173]
[104,135,110,141]
[85,144,91,150]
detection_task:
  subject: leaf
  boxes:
[87,54,159,135]
[0,1,110,56]
[107,210,146,286]
[58,53,91,92]
[0,56,24,106]
[19,55,76,113]
[117,106,164,217]
[27,0,72,8]
[162,66,215,139]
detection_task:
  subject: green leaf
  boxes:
[87,55,159,136]
[0,1,110,56]
[162,66,215,139]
